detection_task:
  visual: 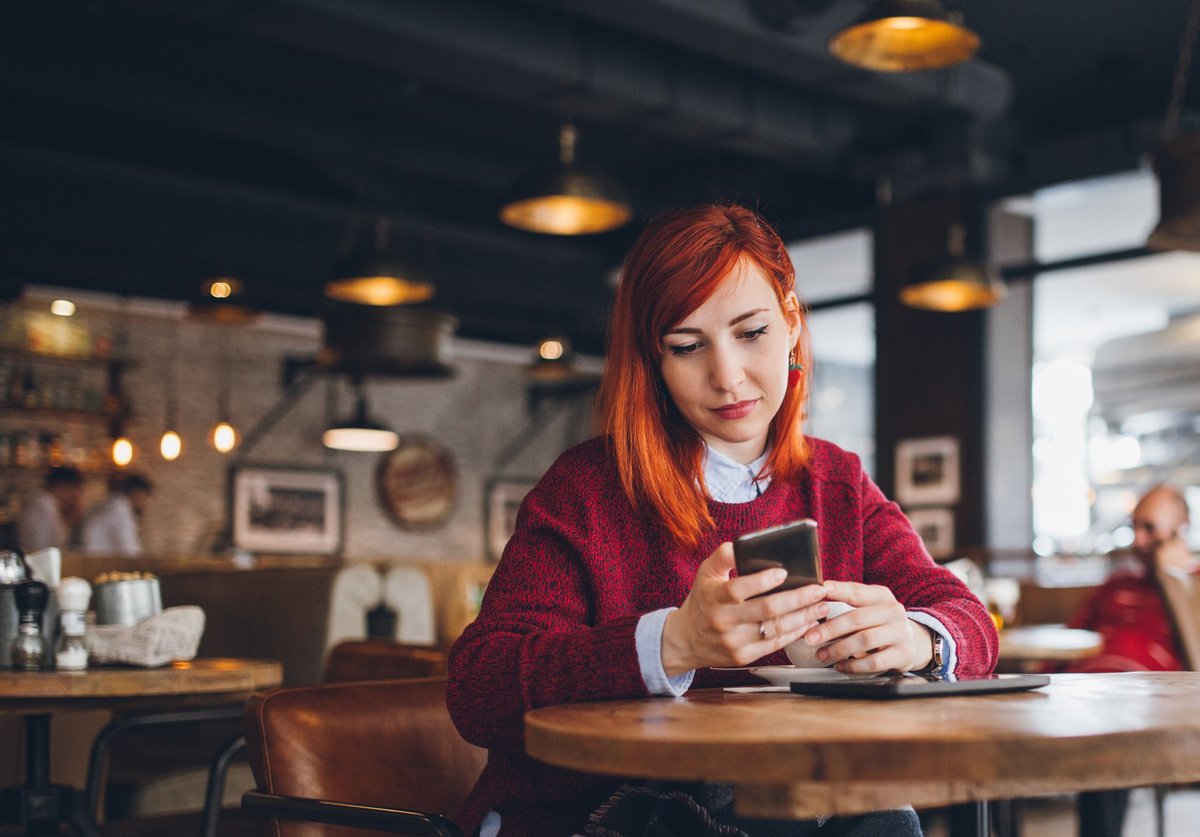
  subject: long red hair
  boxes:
[596,203,813,547]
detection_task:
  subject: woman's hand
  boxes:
[661,542,829,677]
[801,580,933,674]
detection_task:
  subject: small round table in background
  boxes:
[998,624,1103,667]
[0,658,282,836]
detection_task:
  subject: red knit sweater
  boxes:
[447,436,997,836]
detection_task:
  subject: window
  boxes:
[788,229,875,475]
[1028,170,1200,554]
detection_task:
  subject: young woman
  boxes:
[447,203,998,836]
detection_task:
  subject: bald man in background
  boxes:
[1068,484,1196,837]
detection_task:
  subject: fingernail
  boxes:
[816,648,829,662]
[806,631,821,644]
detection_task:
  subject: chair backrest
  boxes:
[244,677,486,837]
[1158,569,1200,671]
[322,640,447,684]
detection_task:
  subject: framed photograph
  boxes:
[484,477,537,562]
[230,465,344,556]
[894,435,960,507]
[907,507,956,560]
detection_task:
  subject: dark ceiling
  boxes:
[2,0,1196,354]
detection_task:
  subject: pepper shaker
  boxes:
[11,579,49,671]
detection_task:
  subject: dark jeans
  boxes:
[1077,788,1129,837]
[585,782,923,837]
[720,808,923,836]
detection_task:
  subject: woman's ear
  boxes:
[783,292,802,342]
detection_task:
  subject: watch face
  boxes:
[374,435,458,530]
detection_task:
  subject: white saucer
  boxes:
[747,665,854,685]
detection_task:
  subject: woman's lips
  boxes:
[711,400,757,420]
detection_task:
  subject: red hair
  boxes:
[596,203,813,547]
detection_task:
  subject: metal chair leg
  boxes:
[84,706,246,824]
[1154,785,1167,837]
[202,735,246,837]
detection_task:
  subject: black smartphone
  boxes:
[733,518,822,597]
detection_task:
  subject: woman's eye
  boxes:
[667,342,700,356]
[742,326,769,341]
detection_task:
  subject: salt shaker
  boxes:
[10,579,49,671]
[55,577,92,671]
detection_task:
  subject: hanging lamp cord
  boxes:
[1165,0,1200,142]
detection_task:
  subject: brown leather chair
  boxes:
[322,640,447,684]
[1152,568,1200,837]
[241,677,486,837]
[1158,568,1200,670]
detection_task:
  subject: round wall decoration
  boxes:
[375,434,459,530]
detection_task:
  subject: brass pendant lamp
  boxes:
[186,276,261,325]
[900,219,1006,312]
[1148,0,1200,251]
[829,0,980,73]
[500,123,633,235]
[325,218,435,306]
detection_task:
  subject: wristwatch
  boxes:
[922,629,946,675]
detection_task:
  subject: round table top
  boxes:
[998,624,1103,661]
[525,671,1200,818]
[0,657,282,714]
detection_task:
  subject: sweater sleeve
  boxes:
[447,460,652,752]
[857,468,999,676]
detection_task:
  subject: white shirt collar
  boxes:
[703,444,772,503]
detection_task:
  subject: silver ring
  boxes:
[759,621,768,640]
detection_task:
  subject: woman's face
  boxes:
[659,259,800,465]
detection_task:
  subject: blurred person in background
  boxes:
[1066,484,1196,837]
[17,465,84,554]
[79,473,153,556]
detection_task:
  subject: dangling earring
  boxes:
[788,350,804,388]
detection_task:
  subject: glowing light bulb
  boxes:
[160,430,182,461]
[538,339,565,361]
[50,299,76,317]
[211,421,237,453]
[111,437,134,467]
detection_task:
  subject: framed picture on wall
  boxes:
[230,465,344,556]
[894,435,961,507]
[906,507,956,560]
[484,477,537,562]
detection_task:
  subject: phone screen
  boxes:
[734,518,822,596]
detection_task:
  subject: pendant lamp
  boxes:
[829,0,979,73]
[186,276,261,324]
[1148,0,1200,251]
[500,123,633,235]
[209,329,238,454]
[900,221,1006,312]
[160,328,183,461]
[325,218,435,306]
[323,380,399,452]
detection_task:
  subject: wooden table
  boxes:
[526,671,1200,837]
[998,624,1103,664]
[0,658,282,836]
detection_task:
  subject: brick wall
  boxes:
[5,293,594,563]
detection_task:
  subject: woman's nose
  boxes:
[708,346,744,391]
